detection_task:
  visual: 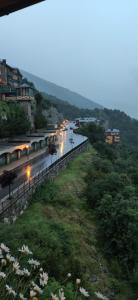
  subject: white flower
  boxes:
[0,249,3,259]
[31,281,43,294]
[13,261,20,271]
[5,285,17,297]
[28,258,40,268]
[39,267,43,272]
[30,290,37,297]
[6,254,16,263]
[15,269,24,276]
[76,278,81,285]
[19,293,27,300]
[59,289,66,300]
[95,292,109,300]
[19,245,32,255]
[4,218,10,224]
[80,287,89,297]
[0,272,6,278]
[51,293,59,300]
[23,268,30,277]
[40,272,48,287]
[0,243,10,253]
[12,216,17,223]
[67,273,71,278]
[1,259,7,266]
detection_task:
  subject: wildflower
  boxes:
[4,217,10,224]
[30,290,37,298]
[12,216,17,223]
[0,249,3,258]
[19,293,27,300]
[5,285,17,297]
[95,292,109,300]
[67,273,71,278]
[19,245,32,255]
[0,272,6,278]
[79,287,89,297]
[39,268,43,272]
[76,278,81,285]
[31,282,43,294]
[0,243,10,253]
[23,268,30,277]
[59,289,66,300]
[51,293,59,300]
[1,259,7,266]
[13,261,20,271]
[15,269,24,276]
[40,272,48,287]
[6,254,16,263]
[28,259,40,268]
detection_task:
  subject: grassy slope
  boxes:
[0,147,132,299]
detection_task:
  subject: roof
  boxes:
[19,83,32,88]
[0,0,45,17]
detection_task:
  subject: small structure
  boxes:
[75,117,99,127]
[105,129,120,144]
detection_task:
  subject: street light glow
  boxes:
[26,166,31,180]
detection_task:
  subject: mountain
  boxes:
[21,70,103,110]
[43,93,102,120]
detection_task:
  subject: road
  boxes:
[0,123,87,201]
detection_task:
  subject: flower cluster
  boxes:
[0,243,111,300]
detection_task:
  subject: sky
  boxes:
[1,0,138,118]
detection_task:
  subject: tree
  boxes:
[0,170,17,199]
[0,102,30,138]
[34,113,47,129]
[77,123,105,145]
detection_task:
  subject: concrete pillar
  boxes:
[5,153,10,165]
[17,150,21,160]
[34,143,37,151]
[26,148,30,156]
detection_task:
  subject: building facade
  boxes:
[105,129,120,144]
[0,59,36,128]
[75,117,99,126]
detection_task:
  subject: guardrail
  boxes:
[0,139,88,222]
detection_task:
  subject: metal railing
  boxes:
[0,139,88,221]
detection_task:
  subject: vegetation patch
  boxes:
[0,144,136,299]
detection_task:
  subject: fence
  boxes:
[0,139,89,222]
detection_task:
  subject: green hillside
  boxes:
[21,70,103,110]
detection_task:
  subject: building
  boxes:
[75,117,99,126]
[105,129,120,144]
[0,59,36,128]
[0,132,58,168]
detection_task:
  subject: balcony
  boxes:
[5,96,34,101]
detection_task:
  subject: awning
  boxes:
[0,0,45,17]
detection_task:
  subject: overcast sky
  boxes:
[1,0,138,118]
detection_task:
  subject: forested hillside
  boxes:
[77,123,138,299]
[22,70,103,110]
[91,108,138,146]
[43,92,138,147]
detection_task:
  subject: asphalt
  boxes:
[0,123,87,201]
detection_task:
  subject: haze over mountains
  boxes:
[22,70,103,110]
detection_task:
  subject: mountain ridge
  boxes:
[21,70,103,110]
